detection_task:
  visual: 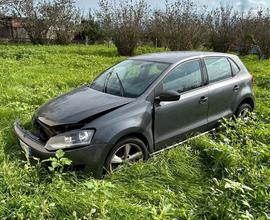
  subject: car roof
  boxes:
[130,51,235,64]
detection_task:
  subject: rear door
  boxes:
[154,59,209,150]
[203,57,240,128]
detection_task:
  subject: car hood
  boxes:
[36,86,133,126]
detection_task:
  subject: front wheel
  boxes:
[235,103,252,121]
[104,137,149,174]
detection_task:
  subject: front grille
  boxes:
[33,118,56,141]
[32,117,85,142]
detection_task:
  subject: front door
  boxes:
[154,59,209,150]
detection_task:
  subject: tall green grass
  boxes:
[0,45,269,219]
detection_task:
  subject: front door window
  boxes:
[163,59,203,93]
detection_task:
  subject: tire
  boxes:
[235,103,252,120]
[104,137,149,174]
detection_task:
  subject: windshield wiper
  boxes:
[115,71,125,97]
[103,70,113,93]
[103,70,125,97]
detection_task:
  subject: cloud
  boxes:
[75,0,270,10]
[195,0,270,10]
[76,0,99,10]
[238,0,250,11]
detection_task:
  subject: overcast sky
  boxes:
[75,0,270,12]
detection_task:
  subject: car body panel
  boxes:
[83,100,154,153]
[207,77,240,125]
[36,86,133,126]
[154,85,209,150]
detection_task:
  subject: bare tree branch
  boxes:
[1,0,80,44]
[98,0,148,56]
[205,4,238,52]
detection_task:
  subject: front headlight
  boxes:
[45,130,95,151]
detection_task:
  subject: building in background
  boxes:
[0,17,29,42]
[0,16,60,43]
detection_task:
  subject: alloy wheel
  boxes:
[109,143,144,172]
[238,107,251,121]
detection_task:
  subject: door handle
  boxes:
[199,96,208,104]
[233,85,240,91]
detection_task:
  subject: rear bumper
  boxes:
[14,120,109,178]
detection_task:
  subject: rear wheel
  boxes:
[104,137,148,174]
[235,103,252,121]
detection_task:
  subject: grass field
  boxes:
[0,44,269,219]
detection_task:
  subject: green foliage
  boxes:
[0,45,269,219]
[45,150,72,173]
[191,117,270,218]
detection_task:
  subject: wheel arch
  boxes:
[236,96,255,112]
[116,133,150,151]
[110,130,153,154]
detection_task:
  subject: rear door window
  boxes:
[204,57,232,83]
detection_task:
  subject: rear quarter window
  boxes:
[228,58,241,75]
[204,57,232,83]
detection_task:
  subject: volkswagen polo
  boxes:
[14,51,255,178]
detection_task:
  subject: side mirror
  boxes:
[155,90,181,102]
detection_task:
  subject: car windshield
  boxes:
[90,60,170,98]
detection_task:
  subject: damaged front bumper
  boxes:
[14,120,109,178]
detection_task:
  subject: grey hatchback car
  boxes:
[14,51,255,178]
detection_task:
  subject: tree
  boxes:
[2,0,79,44]
[161,0,203,51]
[235,11,256,56]
[2,0,52,44]
[0,1,6,15]
[46,0,80,44]
[252,9,270,59]
[78,10,105,44]
[0,0,10,8]
[146,10,166,47]
[206,5,238,52]
[98,0,148,56]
